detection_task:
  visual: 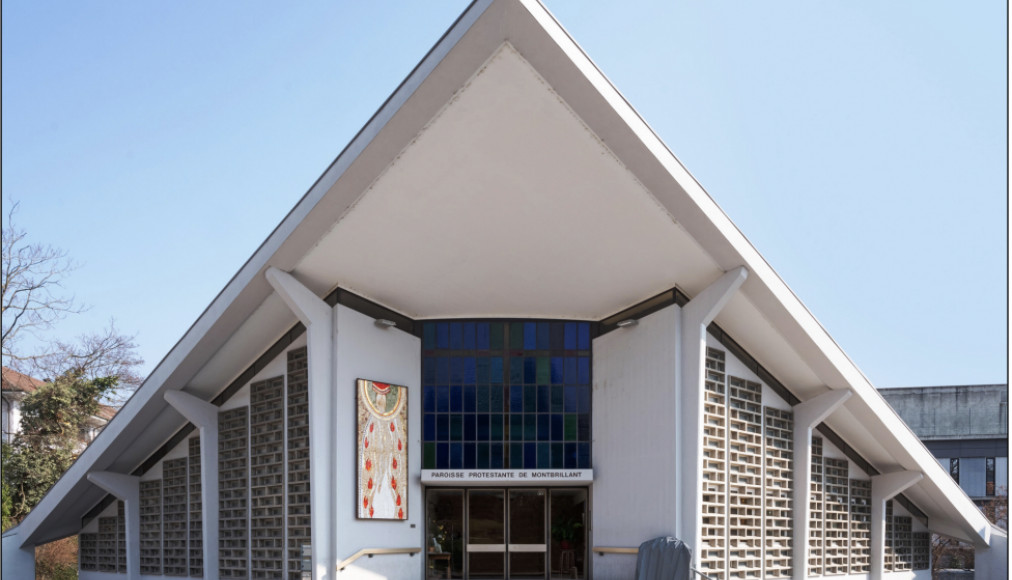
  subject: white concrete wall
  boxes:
[975,527,1008,580]
[591,304,680,580]
[333,304,423,579]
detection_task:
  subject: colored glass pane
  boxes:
[424,414,436,441]
[436,323,449,349]
[476,357,490,384]
[564,415,578,441]
[551,443,564,468]
[537,323,550,350]
[464,415,477,440]
[464,443,476,469]
[489,323,504,350]
[551,415,564,441]
[477,415,490,441]
[490,443,503,469]
[537,443,550,469]
[450,443,462,469]
[537,385,550,413]
[476,323,490,350]
[510,415,523,441]
[510,386,523,413]
[476,385,489,412]
[450,415,463,441]
[524,323,537,350]
[577,323,590,350]
[424,443,436,469]
[423,385,436,413]
[490,357,503,384]
[462,322,476,350]
[423,323,436,350]
[551,386,564,413]
[510,443,524,469]
[463,385,476,412]
[524,443,537,469]
[536,357,550,384]
[450,386,462,412]
[509,323,524,349]
[524,414,537,440]
[523,385,537,413]
[564,323,577,350]
[537,414,550,441]
[477,443,490,469]
[437,443,449,469]
[450,323,462,350]
[524,357,536,384]
[437,415,449,441]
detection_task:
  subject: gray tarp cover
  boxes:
[634,537,691,580]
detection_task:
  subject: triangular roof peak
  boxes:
[12,0,991,549]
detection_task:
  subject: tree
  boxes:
[2,202,143,394]
[2,371,117,523]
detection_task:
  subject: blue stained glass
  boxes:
[564,358,578,384]
[551,386,564,413]
[550,357,564,384]
[464,386,476,412]
[464,415,476,440]
[577,357,590,384]
[537,323,550,350]
[537,414,550,440]
[510,358,524,385]
[490,357,504,384]
[510,443,524,469]
[450,415,463,441]
[510,386,523,413]
[450,443,463,469]
[524,443,537,469]
[551,414,564,441]
[510,415,523,441]
[437,415,449,441]
[450,323,463,349]
[564,386,579,413]
[578,323,590,350]
[437,443,449,469]
[579,386,590,414]
[537,443,550,468]
[423,361,436,385]
[537,385,550,412]
[524,357,536,384]
[524,323,537,350]
[424,414,436,441]
[436,323,449,349]
[423,386,436,413]
[463,322,476,349]
[490,414,503,440]
[477,415,490,440]
[450,386,463,413]
[551,443,564,468]
[450,357,462,384]
[423,324,436,349]
[490,386,504,412]
[550,323,565,350]
[464,443,476,469]
[436,386,449,413]
[523,385,536,413]
[476,358,490,384]
[564,443,578,469]
[477,443,490,469]
[462,358,476,384]
[476,385,489,413]
[435,357,450,384]
[490,443,504,469]
[564,323,578,350]
[476,323,490,350]
[578,414,591,440]
[524,415,537,440]
[577,443,591,468]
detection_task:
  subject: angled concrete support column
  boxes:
[2,528,36,579]
[791,390,852,580]
[870,471,922,580]
[165,390,220,580]
[266,267,334,580]
[676,266,748,560]
[88,471,141,579]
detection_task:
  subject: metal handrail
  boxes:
[336,547,422,571]
[590,546,717,580]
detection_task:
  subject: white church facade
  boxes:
[2,1,1005,579]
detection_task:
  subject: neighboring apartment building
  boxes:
[1,366,117,448]
[881,385,1008,506]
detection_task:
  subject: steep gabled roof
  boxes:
[14,0,992,549]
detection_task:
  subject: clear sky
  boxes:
[2,1,1007,389]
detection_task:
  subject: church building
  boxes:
[2,1,1005,579]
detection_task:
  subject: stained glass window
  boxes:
[421,321,592,470]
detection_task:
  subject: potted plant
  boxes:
[551,515,583,550]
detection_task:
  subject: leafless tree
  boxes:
[1,202,143,398]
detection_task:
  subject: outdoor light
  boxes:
[616,318,638,328]
[374,319,397,329]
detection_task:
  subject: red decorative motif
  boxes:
[390,423,396,432]
[365,459,372,471]
[398,508,403,519]
[392,458,397,469]
[391,477,397,490]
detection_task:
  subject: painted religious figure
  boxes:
[357,379,408,520]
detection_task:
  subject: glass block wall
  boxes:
[421,321,592,470]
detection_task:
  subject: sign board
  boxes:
[422,469,593,486]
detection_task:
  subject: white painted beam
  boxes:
[87,472,141,579]
[164,390,220,580]
[676,266,747,561]
[266,267,335,580]
[791,390,852,579]
[870,471,922,580]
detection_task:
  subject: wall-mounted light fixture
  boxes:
[616,319,638,328]
[374,319,397,329]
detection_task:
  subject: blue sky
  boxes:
[2,1,1006,388]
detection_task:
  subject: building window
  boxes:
[421,321,592,470]
[986,457,996,496]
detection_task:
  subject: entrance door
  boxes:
[426,488,587,579]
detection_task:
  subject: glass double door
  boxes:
[426,488,587,579]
